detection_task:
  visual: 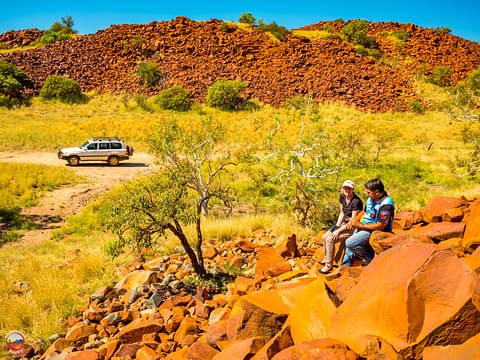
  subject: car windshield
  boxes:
[80,141,89,149]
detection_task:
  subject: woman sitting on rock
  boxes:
[320,180,363,274]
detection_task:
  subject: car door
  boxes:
[82,142,98,161]
[98,142,111,160]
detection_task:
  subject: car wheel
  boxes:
[67,156,80,166]
[108,156,120,166]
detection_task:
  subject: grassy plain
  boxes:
[0,80,479,349]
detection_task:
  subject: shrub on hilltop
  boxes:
[341,20,377,49]
[154,86,192,112]
[40,16,77,44]
[40,75,87,104]
[238,13,256,26]
[206,79,247,110]
[257,21,291,41]
[0,60,34,109]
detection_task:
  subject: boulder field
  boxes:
[2,17,480,112]
[19,196,480,360]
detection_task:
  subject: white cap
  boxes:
[342,180,355,189]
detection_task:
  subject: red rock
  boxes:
[393,210,416,230]
[255,248,290,277]
[422,196,467,223]
[43,338,75,357]
[266,262,292,277]
[423,343,480,360]
[65,350,98,360]
[194,302,211,318]
[276,234,298,258]
[117,319,163,343]
[229,255,247,268]
[174,316,199,343]
[356,335,401,359]
[443,207,464,222]
[136,346,158,360]
[204,246,218,259]
[171,294,193,306]
[207,320,228,346]
[271,339,357,360]
[65,324,96,342]
[329,243,480,359]
[464,201,480,250]
[114,270,156,291]
[212,337,265,360]
[235,239,255,252]
[250,325,294,360]
[113,344,142,358]
[185,342,220,360]
[409,222,465,242]
[287,278,338,344]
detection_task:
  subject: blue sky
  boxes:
[1,0,479,43]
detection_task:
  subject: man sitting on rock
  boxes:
[341,178,394,267]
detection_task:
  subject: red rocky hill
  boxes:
[1,17,480,112]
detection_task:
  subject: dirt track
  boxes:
[0,151,156,247]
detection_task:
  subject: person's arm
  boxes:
[347,210,364,230]
[336,208,345,227]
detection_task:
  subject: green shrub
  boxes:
[427,65,452,87]
[154,86,192,111]
[467,68,480,95]
[133,93,154,112]
[356,46,381,58]
[391,30,411,42]
[238,13,256,26]
[40,75,86,103]
[411,100,427,113]
[40,30,71,44]
[0,43,8,50]
[320,24,334,33]
[0,60,34,109]
[137,62,164,88]
[435,26,452,34]
[257,22,291,41]
[341,20,377,49]
[219,23,236,33]
[206,79,246,110]
[131,36,145,46]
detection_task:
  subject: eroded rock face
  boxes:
[421,196,467,223]
[422,343,480,360]
[329,242,480,359]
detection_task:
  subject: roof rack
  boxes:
[90,137,122,142]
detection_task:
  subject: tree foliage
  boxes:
[341,20,377,49]
[238,13,256,26]
[0,60,34,109]
[107,118,235,276]
[257,22,291,41]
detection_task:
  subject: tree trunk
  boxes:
[168,222,205,276]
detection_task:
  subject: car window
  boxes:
[111,142,122,149]
[81,141,89,149]
[87,143,98,150]
[99,142,110,150]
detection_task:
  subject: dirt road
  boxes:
[0,152,156,246]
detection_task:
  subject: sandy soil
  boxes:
[0,151,156,247]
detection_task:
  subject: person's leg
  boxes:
[323,231,336,266]
[343,230,374,265]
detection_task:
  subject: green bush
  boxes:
[257,22,291,41]
[356,46,381,58]
[137,62,164,88]
[206,79,246,110]
[467,68,480,95]
[219,23,236,33]
[238,13,256,26]
[411,100,427,113]
[40,75,86,103]
[341,20,377,49]
[435,26,452,34]
[154,86,192,111]
[40,30,71,44]
[0,43,8,50]
[0,60,34,109]
[428,65,452,87]
[391,30,411,42]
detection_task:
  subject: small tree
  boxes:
[206,79,246,110]
[238,13,256,26]
[0,60,34,109]
[61,16,78,34]
[341,20,377,49]
[107,118,235,276]
[137,62,165,88]
[428,65,452,87]
[40,75,86,103]
[154,86,192,111]
[257,22,291,41]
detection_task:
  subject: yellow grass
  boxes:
[292,30,337,40]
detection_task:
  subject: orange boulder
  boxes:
[287,278,338,344]
[255,248,290,277]
[409,222,465,242]
[271,339,357,360]
[114,270,156,291]
[422,196,467,223]
[212,337,265,360]
[117,319,163,343]
[423,344,480,360]
[329,242,480,359]
[65,350,98,360]
[276,234,298,258]
[185,342,220,360]
[464,200,480,250]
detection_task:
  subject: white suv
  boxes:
[58,138,133,166]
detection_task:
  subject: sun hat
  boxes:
[342,180,355,189]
